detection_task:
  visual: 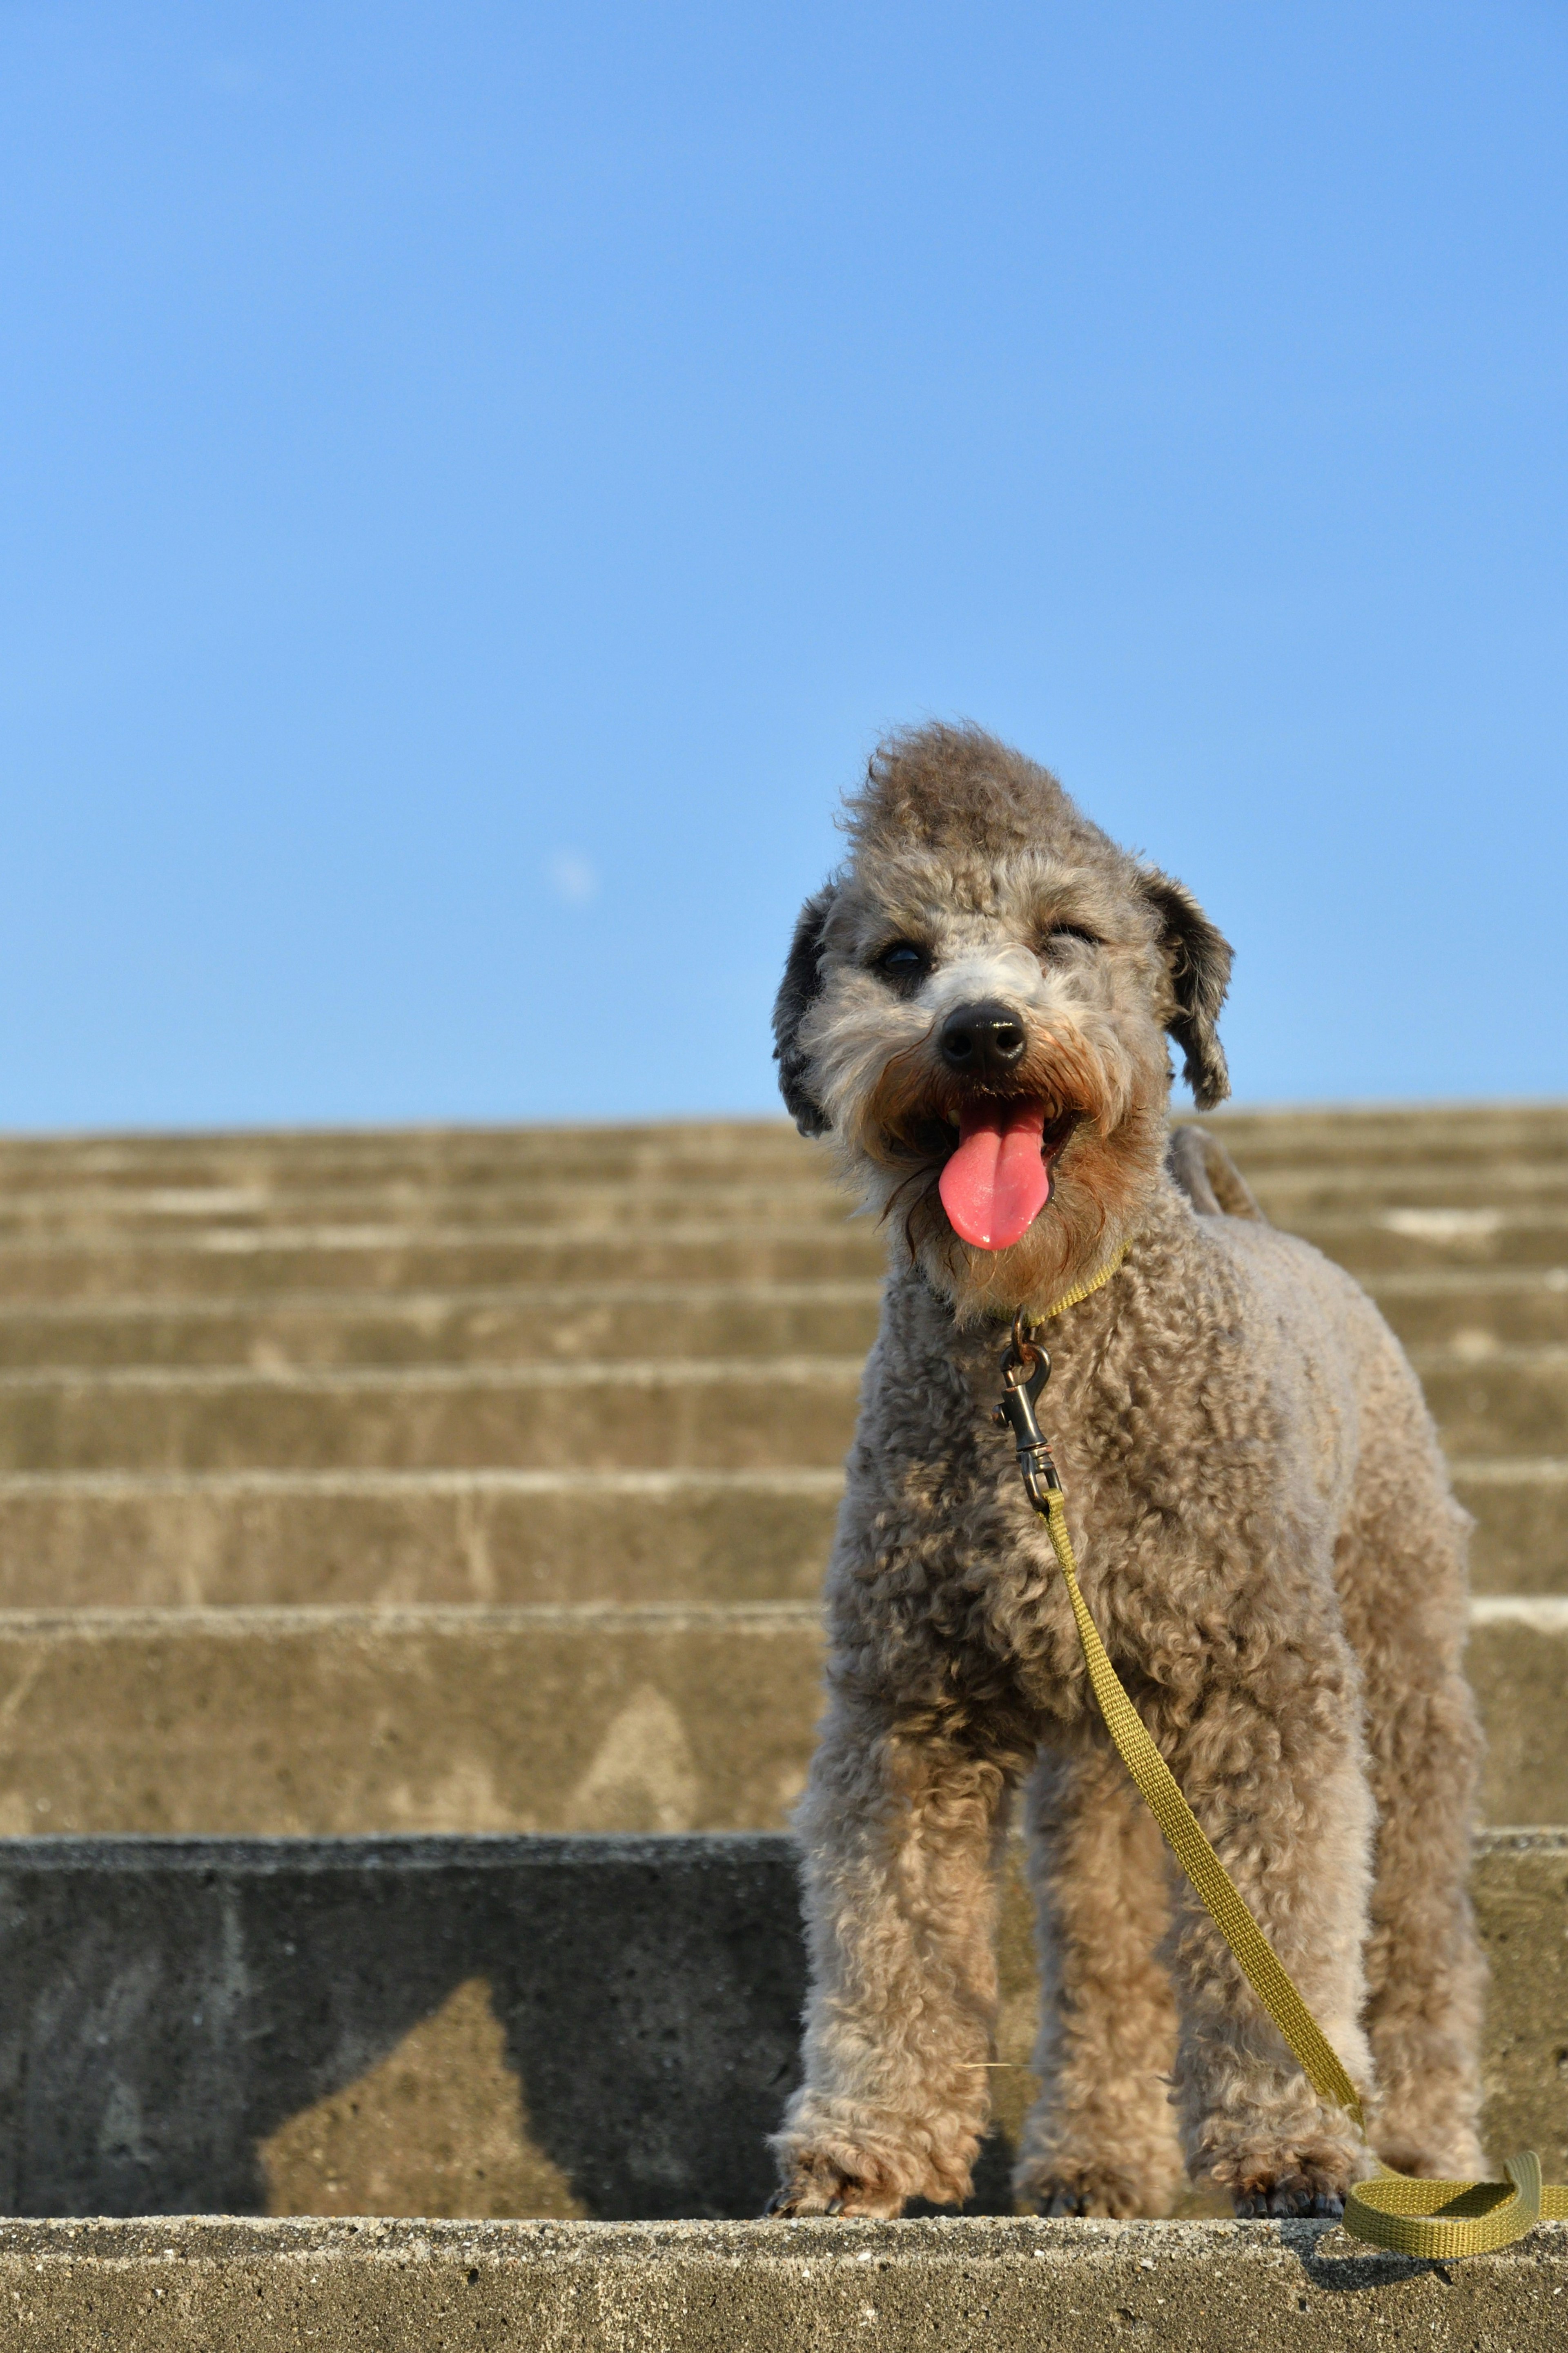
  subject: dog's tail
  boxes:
[1167,1124,1266,1222]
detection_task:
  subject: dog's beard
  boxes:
[827,1015,1166,1323]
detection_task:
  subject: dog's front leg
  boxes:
[767,1695,1017,2217]
[1015,1741,1183,2217]
[1161,1646,1377,2219]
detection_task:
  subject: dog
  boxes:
[765,722,1485,2221]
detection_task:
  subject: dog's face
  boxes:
[774,725,1232,1321]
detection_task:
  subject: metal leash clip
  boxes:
[993,1309,1062,1514]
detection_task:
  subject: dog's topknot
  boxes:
[845,721,1111,864]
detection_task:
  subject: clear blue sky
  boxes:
[3,2,1564,1129]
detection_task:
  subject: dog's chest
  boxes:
[849,1286,1278,1722]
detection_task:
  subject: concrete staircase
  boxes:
[0,1108,1564,2247]
[0,1108,1564,1836]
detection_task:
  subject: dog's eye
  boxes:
[1040,923,1102,954]
[876,942,928,980]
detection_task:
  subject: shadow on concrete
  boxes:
[0,1836,1019,2219]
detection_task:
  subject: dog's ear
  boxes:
[1140,868,1232,1110]
[773,883,839,1136]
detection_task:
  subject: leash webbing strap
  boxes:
[1034,1483,1568,2255]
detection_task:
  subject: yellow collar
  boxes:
[1035,1238,1132,1323]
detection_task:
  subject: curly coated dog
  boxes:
[766,722,1485,2221]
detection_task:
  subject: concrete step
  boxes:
[1,1273,1565,1372]
[0,1600,1555,1835]
[2,1346,1560,1475]
[1453,1459,1568,1593]
[1204,1101,1568,1167]
[0,1119,820,1185]
[0,1460,1556,1607]
[1245,1161,1568,1213]
[2,1209,1566,1307]
[1366,1269,1568,1348]
[4,2216,1564,2353]
[0,1227,889,1302]
[0,1829,1557,2235]
[0,1282,887,1370]
[1408,1346,1568,1456]
[0,1359,864,1474]
[3,1162,1568,1251]
[0,1604,826,1836]
[1282,1207,1568,1274]
[0,1179,856,1241]
[0,1469,843,1606]
[2,1101,1564,1184]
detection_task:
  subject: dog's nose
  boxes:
[938,1001,1028,1081]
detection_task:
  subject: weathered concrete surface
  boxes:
[0,1836,807,2219]
[2,1160,1564,1235]
[1473,1831,1568,2180]
[0,1180,853,1239]
[0,1272,1565,1369]
[0,1211,1564,1307]
[0,1603,1554,1834]
[0,1608,826,1834]
[0,1358,865,1473]
[1471,1605,1568,1827]
[0,1470,844,1606]
[0,1282,887,1371]
[0,1460,1554,1606]
[0,1227,889,1304]
[1368,1268,1568,1348]
[0,1119,823,1190]
[0,1346,1559,1475]
[1278,1207,1568,1275]
[1412,1346,1568,1458]
[0,1832,1557,2223]
[2,2215,1567,2353]
[1454,1458,1568,1593]
[0,1099,1561,1180]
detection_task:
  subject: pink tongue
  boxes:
[938,1100,1052,1250]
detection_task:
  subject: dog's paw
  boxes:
[1016,2160,1155,2220]
[1220,2150,1350,2222]
[762,2155,903,2220]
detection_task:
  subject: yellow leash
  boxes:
[1004,1249,1567,2257]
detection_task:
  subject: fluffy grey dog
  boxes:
[766,722,1484,2221]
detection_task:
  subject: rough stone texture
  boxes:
[0,1229,888,1305]
[0,1460,1554,1603]
[0,1470,845,1607]
[0,1831,1558,2224]
[0,1609,826,1835]
[0,1836,807,2220]
[1473,1831,1568,2180]
[1412,1347,1568,1457]
[0,1283,886,1371]
[1452,1459,1568,1594]
[0,1359,866,1474]
[1368,1269,1568,1348]
[0,1348,1559,1474]
[1,2214,1566,2351]
[1472,1611,1568,1831]
[0,1603,1555,1835]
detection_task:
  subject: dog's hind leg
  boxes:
[767,1697,1023,2217]
[1334,1373,1488,2178]
[1013,1742,1183,2217]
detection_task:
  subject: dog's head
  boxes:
[774,723,1232,1320]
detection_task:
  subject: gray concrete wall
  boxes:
[0,1831,1562,2224]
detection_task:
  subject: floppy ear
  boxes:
[1140,868,1232,1110]
[772,883,839,1136]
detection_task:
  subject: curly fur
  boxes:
[766,722,1485,2220]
